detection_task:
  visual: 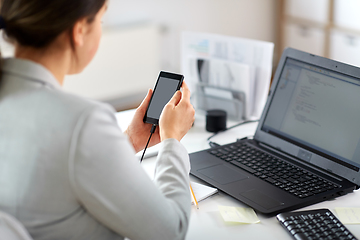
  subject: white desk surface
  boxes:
[116,110,360,240]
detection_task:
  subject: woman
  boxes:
[0,0,195,240]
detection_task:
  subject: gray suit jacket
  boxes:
[0,58,191,240]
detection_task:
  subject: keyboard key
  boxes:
[290,229,302,235]
[229,161,257,174]
[265,177,277,184]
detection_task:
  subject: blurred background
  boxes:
[1,0,360,111]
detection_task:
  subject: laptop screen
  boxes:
[261,58,360,170]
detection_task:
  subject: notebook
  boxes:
[190,181,218,204]
[189,48,360,215]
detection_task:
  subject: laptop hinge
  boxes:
[258,142,344,182]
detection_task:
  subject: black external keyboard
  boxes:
[208,142,340,198]
[277,209,357,240]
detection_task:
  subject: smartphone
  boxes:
[143,71,184,125]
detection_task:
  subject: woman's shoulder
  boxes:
[1,58,116,118]
[48,89,116,119]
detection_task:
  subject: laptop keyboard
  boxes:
[208,143,340,198]
[277,209,356,240]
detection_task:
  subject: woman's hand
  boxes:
[124,89,160,153]
[159,81,195,142]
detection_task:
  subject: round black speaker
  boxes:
[206,109,227,132]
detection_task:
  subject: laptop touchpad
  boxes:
[241,189,284,210]
[197,164,248,185]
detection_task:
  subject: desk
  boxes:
[116,110,360,240]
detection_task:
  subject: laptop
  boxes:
[189,48,360,215]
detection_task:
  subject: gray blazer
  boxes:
[0,58,191,240]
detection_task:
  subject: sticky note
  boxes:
[335,208,360,224]
[218,205,260,224]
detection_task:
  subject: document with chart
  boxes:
[181,32,274,120]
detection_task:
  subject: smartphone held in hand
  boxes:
[143,71,184,125]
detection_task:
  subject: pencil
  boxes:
[190,183,199,209]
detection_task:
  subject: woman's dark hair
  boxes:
[0,0,106,48]
[0,0,106,84]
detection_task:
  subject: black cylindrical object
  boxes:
[206,109,227,132]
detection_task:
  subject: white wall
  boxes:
[103,0,278,73]
[64,24,161,109]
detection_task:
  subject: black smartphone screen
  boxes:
[144,72,183,125]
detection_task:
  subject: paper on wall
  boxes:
[208,59,253,118]
[181,32,274,119]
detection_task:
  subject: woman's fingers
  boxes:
[137,89,153,113]
[180,81,191,102]
[159,81,195,142]
[167,90,182,107]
